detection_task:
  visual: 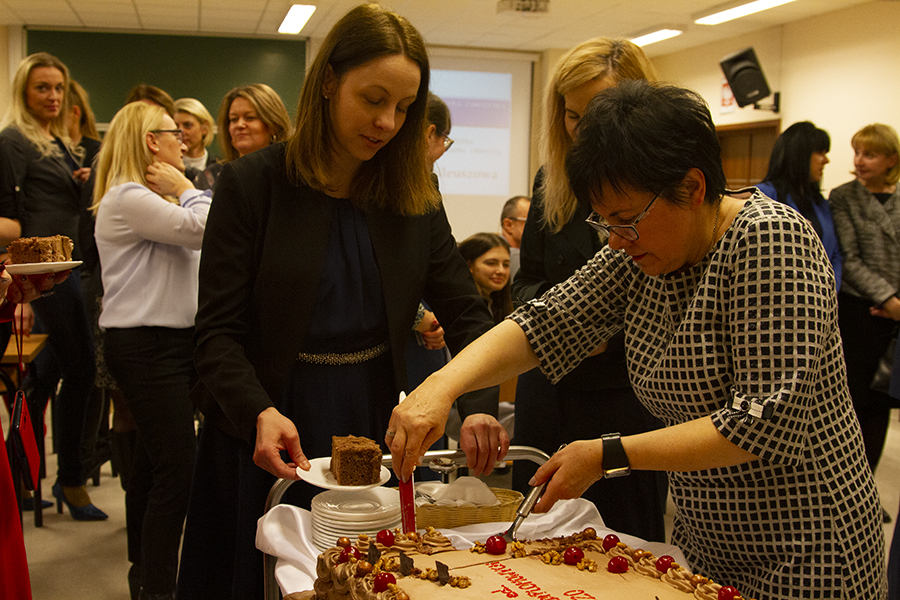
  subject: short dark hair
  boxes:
[762,121,830,211]
[566,80,726,211]
[501,195,529,221]
[427,92,451,135]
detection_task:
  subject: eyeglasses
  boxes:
[443,136,454,150]
[151,129,184,143]
[585,191,661,242]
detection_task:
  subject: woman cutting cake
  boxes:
[388,81,886,598]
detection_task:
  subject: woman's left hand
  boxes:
[528,440,604,514]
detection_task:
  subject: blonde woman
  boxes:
[194,83,291,191]
[0,52,103,520]
[510,38,667,542]
[173,97,216,173]
[830,123,900,479]
[92,101,210,600]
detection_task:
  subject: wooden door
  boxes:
[717,120,780,189]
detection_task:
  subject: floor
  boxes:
[8,409,900,599]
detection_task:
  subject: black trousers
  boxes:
[837,291,896,472]
[104,326,197,595]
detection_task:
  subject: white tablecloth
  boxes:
[256,498,688,595]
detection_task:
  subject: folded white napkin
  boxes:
[416,476,500,507]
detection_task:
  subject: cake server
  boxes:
[501,443,565,543]
[501,479,547,543]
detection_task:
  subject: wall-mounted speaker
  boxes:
[720,47,771,108]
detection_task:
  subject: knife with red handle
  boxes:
[399,474,416,533]
[396,391,417,533]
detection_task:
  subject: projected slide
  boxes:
[430,69,512,197]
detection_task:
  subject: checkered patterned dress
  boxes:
[510,194,886,598]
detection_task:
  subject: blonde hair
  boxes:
[174,97,216,148]
[67,80,99,141]
[539,38,657,232]
[2,52,80,159]
[91,102,171,213]
[216,84,291,162]
[852,123,900,186]
[285,3,439,216]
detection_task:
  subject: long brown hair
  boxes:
[540,38,657,232]
[285,3,439,215]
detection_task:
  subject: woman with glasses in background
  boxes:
[92,102,211,600]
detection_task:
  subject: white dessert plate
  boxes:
[5,260,82,275]
[312,487,400,520]
[297,457,390,491]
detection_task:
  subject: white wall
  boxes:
[653,0,900,195]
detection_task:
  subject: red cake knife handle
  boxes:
[399,475,416,533]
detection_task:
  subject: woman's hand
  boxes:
[459,413,510,476]
[414,310,446,350]
[386,382,457,482]
[12,303,34,335]
[253,406,310,480]
[146,162,194,198]
[870,296,900,321]
[73,167,91,183]
[6,271,70,305]
[528,440,604,513]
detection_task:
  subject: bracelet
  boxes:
[412,302,426,329]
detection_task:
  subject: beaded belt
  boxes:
[297,341,389,365]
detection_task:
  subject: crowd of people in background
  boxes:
[2,2,900,598]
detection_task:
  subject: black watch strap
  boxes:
[601,433,630,478]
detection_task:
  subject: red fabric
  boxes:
[1,426,33,600]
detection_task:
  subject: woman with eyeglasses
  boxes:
[0,52,105,520]
[389,80,886,599]
[509,37,667,542]
[91,101,211,600]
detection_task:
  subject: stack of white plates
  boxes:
[311,487,401,552]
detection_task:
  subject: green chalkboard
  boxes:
[26,29,306,130]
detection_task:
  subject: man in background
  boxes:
[500,195,530,278]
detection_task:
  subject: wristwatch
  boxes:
[601,433,630,478]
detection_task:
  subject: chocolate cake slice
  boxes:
[330,435,382,485]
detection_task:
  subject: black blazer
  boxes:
[192,143,497,445]
[511,167,629,391]
[0,127,83,257]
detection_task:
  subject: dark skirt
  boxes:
[176,351,396,600]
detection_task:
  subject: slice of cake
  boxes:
[330,435,382,486]
[8,235,73,264]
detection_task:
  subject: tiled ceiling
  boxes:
[0,0,878,57]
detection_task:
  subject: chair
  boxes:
[261,445,551,600]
